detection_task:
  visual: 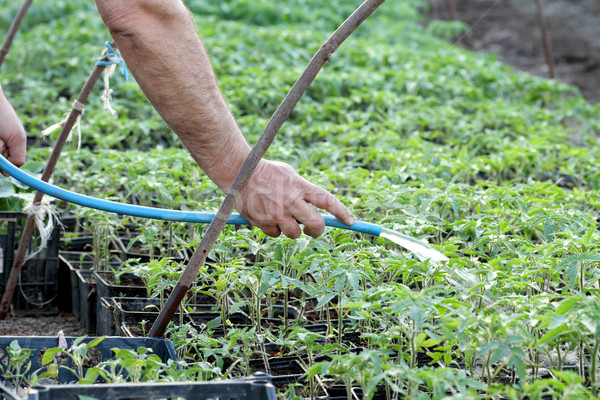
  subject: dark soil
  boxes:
[428,0,600,103]
[0,313,86,336]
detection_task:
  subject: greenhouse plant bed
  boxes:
[25,374,277,400]
[0,336,178,384]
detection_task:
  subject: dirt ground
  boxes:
[0,312,86,336]
[428,0,600,103]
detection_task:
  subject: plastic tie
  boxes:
[96,41,129,80]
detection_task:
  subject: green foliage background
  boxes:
[2,0,600,398]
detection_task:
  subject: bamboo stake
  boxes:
[534,0,556,79]
[148,0,387,337]
[0,0,33,71]
[0,49,109,319]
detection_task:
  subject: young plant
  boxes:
[2,340,34,390]
[42,337,105,384]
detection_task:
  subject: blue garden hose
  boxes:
[0,154,380,235]
[0,154,460,271]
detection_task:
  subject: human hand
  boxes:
[0,90,26,176]
[236,159,355,238]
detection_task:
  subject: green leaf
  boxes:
[42,347,64,366]
[207,316,222,331]
[230,301,245,314]
[316,293,336,309]
[334,274,346,293]
[489,344,511,364]
[508,355,526,381]
[421,338,442,348]
[537,325,569,346]
[0,179,16,198]
[87,337,105,349]
[81,367,101,384]
[346,270,361,292]
[8,340,21,352]
[476,342,497,359]
[565,262,578,289]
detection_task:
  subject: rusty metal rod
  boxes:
[0,50,109,319]
[0,0,33,71]
[148,0,387,337]
[534,0,555,79]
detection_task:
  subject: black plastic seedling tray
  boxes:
[27,374,277,400]
[0,212,61,312]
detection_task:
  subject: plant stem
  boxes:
[284,285,289,331]
[148,0,387,337]
[410,327,416,369]
[255,293,272,376]
[579,340,584,380]
[167,222,174,258]
[93,229,100,270]
[346,377,352,400]
[580,261,585,293]
[220,292,228,336]
[326,302,332,340]
[103,225,109,270]
[485,353,492,389]
[338,291,344,346]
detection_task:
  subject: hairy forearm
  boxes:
[94,0,355,238]
[94,0,250,191]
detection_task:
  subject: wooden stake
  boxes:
[534,0,556,79]
[148,0,387,338]
[0,0,33,71]
[447,0,457,20]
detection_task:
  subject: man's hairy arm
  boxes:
[94,0,354,238]
[0,84,26,176]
